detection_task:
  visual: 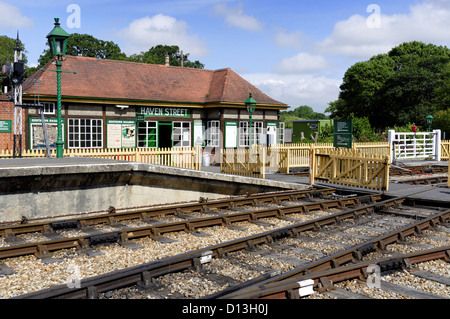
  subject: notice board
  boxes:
[333,119,352,148]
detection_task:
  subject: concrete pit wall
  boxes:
[0,160,307,223]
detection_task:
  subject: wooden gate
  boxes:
[311,149,390,191]
[441,140,450,161]
[220,147,266,178]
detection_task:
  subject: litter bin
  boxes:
[202,152,210,167]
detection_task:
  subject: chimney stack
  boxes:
[165,55,170,66]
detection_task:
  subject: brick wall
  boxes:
[0,99,26,151]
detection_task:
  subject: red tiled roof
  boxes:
[22,56,286,108]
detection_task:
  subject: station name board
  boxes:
[138,107,190,118]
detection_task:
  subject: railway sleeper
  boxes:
[87,232,121,246]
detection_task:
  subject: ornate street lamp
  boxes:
[426,114,433,132]
[46,18,70,158]
[245,93,257,147]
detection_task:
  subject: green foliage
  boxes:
[349,115,382,142]
[435,62,450,107]
[279,113,300,129]
[433,109,450,135]
[318,122,333,143]
[0,35,28,88]
[36,35,204,70]
[279,105,327,128]
[38,33,127,67]
[331,41,450,130]
[128,45,204,68]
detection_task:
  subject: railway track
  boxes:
[0,188,369,261]
[8,192,449,300]
[394,175,448,187]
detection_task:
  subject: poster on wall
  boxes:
[107,120,136,148]
[193,120,204,146]
[29,118,62,149]
[225,121,238,148]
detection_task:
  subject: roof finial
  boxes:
[14,31,21,51]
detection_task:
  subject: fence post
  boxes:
[309,145,315,186]
[434,129,441,161]
[383,155,390,192]
[261,146,266,179]
[287,148,291,174]
[388,130,395,163]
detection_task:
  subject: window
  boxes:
[42,102,55,115]
[68,118,103,148]
[278,122,285,144]
[137,121,157,147]
[239,121,249,147]
[206,120,220,147]
[173,121,191,147]
[239,121,263,147]
[252,122,263,145]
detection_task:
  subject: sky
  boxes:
[2,0,450,113]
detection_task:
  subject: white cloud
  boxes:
[0,1,33,29]
[273,27,306,50]
[243,73,341,112]
[117,14,209,57]
[213,2,264,32]
[272,53,329,74]
[317,0,450,59]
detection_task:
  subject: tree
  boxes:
[331,41,450,129]
[433,109,450,136]
[0,35,28,89]
[128,45,204,68]
[37,36,205,69]
[279,105,327,129]
[337,54,395,120]
[435,62,450,107]
[38,33,127,67]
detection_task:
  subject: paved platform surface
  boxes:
[203,160,450,202]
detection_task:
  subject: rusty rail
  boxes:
[0,193,382,260]
[219,207,450,299]
[227,245,450,299]
[13,194,399,299]
[0,188,338,238]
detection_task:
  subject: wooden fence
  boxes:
[220,147,267,178]
[0,146,202,170]
[270,142,390,174]
[442,140,450,161]
[311,148,390,191]
[220,142,390,179]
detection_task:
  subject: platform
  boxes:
[0,157,447,223]
[203,160,450,202]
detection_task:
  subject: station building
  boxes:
[1,56,287,152]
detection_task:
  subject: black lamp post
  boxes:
[245,93,257,147]
[46,18,70,158]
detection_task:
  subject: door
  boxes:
[158,122,173,148]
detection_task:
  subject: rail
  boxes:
[220,206,450,299]
[0,192,379,260]
[226,245,450,299]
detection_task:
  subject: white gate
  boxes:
[388,130,441,163]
